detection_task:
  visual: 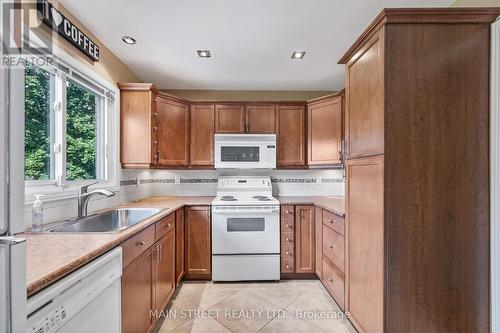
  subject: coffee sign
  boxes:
[37,0,100,61]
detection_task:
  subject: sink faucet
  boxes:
[78,181,115,218]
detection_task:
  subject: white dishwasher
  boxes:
[27,247,122,333]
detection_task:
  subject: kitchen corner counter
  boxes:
[277,196,345,217]
[20,196,214,297]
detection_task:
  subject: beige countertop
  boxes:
[21,195,344,297]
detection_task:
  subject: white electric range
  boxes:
[211,176,280,281]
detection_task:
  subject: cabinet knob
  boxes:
[328,244,334,249]
[167,223,171,227]
[286,224,291,228]
[329,219,333,224]
[286,251,290,255]
[328,278,333,282]
[286,238,292,242]
[136,241,146,246]
[286,210,292,215]
[286,264,290,269]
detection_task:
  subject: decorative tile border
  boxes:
[122,177,344,186]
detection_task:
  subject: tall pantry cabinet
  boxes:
[340,8,500,333]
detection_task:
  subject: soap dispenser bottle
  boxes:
[32,194,44,231]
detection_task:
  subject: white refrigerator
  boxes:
[0,34,27,332]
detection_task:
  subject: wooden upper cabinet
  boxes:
[119,83,158,168]
[345,29,384,159]
[215,104,245,133]
[295,205,315,273]
[276,105,306,167]
[245,105,276,133]
[185,206,211,277]
[190,104,215,166]
[345,155,384,333]
[156,97,190,166]
[308,95,343,165]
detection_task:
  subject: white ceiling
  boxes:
[59,0,453,90]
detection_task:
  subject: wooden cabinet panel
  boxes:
[346,156,384,333]
[121,225,155,269]
[322,226,345,273]
[295,205,315,273]
[119,85,157,168]
[315,206,323,279]
[121,248,155,333]
[156,97,190,166]
[190,104,215,166]
[281,259,295,273]
[246,105,276,133]
[308,97,343,165]
[185,206,211,276]
[175,208,185,285]
[276,105,306,167]
[154,229,175,312]
[345,30,384,159]
[215,104,245,133]
[322,258,345,310]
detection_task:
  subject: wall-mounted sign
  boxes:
[37,0,100,61]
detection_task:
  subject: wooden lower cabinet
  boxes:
[315,206,323,278]
[185,206,211,277]
[295,205,315,273]
[175,208,185,285]
[322,258,345,310]
[121,248,156,333]
[345,156,384,333]
[154,229,176,312]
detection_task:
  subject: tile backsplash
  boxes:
[23,168,344,228]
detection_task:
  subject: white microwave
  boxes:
[214,134,276,169]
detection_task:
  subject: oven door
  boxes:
[212,206,280,254]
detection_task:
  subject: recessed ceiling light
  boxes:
[122,36,136,45]
[291,51,306,59]
[197,50,211,58]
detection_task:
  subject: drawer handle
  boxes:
[136,241,146,246]
[328,244,334,249]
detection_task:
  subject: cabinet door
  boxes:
[121,248,155,333]
[175,208,185,285]
[156,97,190,166]
[345,155,384,333]
[315,206,323,278]
[185,206,211,276]
[215,104,245,133]
[246,105,275,133]
[295,205,315,273]
[155,229,175,312]
[190,104,215,166]
[308,97,343,165]
[345,30,384,159]
[276,105,306,167]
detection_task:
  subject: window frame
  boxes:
[17,37,120,205]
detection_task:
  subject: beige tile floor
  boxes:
[157,280,357,333]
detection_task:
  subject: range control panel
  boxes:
[29,305,67,333]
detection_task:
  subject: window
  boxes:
[23,56,117,196]
[24,63,55,181]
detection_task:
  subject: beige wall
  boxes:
[21,0,140,86]
[162,89,336,102]
[452,0,500,6]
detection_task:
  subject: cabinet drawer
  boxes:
[322,210,344,236]
[281,246,295,259]
[322,258,344,309]
[155,213,175,241]
[281,205,295,223]
[322,226,344,272]
[281,232,295,246]
[121,225,155,268]
[281,219,294,233]
[281,259,295,273]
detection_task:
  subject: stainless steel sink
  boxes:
[47,208,164,233]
